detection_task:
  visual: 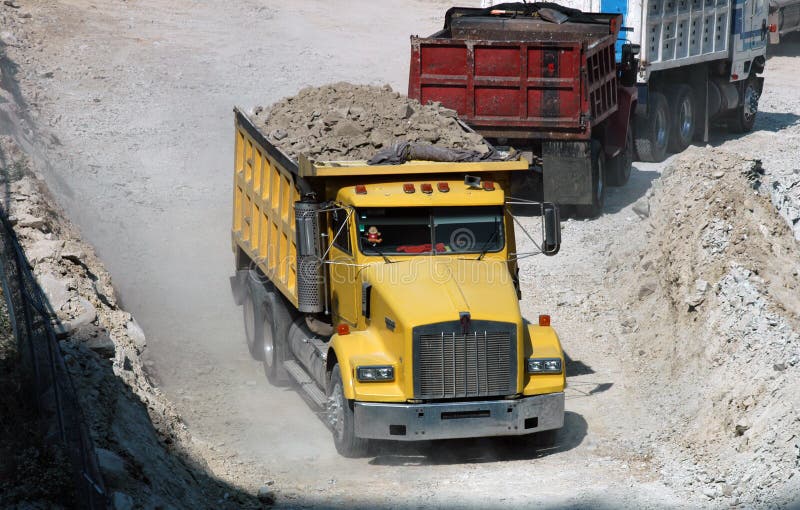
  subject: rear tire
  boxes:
[607,126,633,187]
[328,364,369,458]
[575,141,606,218]
[261,289,292,386]
[729,76,759,133]
[667,85,696,153]
[634,91,670,162]
[243,277,264,361]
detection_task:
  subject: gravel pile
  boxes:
[250,82,490,162]
[608,148,800,507]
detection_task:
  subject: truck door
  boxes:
[328,208,360,325]
[732,0,768,77]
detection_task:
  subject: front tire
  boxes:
[327,364,369,458]
[634,91,670,162]
[243,278,264,361]
[607,126,633,187]
[729,76,759,133]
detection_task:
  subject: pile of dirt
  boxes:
[251,82,490,161]
[0,136,261,509]
[607,148,800,507]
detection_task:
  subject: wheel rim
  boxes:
[262,312,275,367]
[243,294,255,349]
[655,107,668,148]
[743,83,759,122]
[329,381,345,441]
[678,96,693,141]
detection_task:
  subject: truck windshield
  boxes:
[356,206,504,256]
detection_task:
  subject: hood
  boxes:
[363,257,521,328]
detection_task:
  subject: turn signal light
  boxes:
[355,184,367,194]
[539,314,551,327]
[482,181,495,191]
[403,183,415,194]
[437,182,450,192]
[421,183,433,194]
[732,73,739,80]
[769,23,778,33]
[337,324,350,335]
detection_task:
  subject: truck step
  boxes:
[283,360,327,408]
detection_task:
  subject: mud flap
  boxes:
[229,270,250,306]
[542,141,593,205]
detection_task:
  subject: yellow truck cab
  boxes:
[230,108,566,456]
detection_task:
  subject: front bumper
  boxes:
[353,392,564,441]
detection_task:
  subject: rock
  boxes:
[637,281,657,299]
[112,492,134,510]
[126,318,147,351]
[96,448,128,487]
[37,272,71,311]
[773,363,786,372]
[685,279,709,308]
[712,171,724,179]
[398,103,414,119]
[9,212,46,230]
[702,486,717,499]
[632,197,650,219]
[271,129,287,141]
[25,239,63,264]
[72,325,115,358]
[735,422,750,436]
[61,241,85,263]
[257,485,276,504]
[332,120,364,138]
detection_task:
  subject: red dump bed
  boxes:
[408,9,622,141]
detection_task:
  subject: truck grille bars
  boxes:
[413,321,517,400]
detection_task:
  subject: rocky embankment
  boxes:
[0,136,265,509]
[608,148,800,507]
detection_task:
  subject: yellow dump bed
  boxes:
[231,107,528,307]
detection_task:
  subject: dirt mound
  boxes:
[607,148,800,506]
[251,82,490,161]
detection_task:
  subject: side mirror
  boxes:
[541,202,561,256]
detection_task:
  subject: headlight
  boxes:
[356,365,394,382]
[527,358,562,374]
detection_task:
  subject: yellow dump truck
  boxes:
[230,107,566,456]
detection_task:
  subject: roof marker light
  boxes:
[421,183,433,194]
[437,182,450,192]
[355,184,367,195]
[482,181,495,191]
[337,323,350,335]
[403,183,415,194]
[539,314,551,327]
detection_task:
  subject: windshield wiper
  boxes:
[362,238,393,264]
[476,228,500,260]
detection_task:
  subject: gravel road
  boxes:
[3,0,799,507]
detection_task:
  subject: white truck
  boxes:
[485,0,771,161]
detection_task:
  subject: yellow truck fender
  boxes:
[523,323,567,395]
[328,330,406,402]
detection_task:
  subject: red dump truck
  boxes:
[409,4,639,216]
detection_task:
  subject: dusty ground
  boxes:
[1,0,799,508]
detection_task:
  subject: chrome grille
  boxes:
[413,321,517,400]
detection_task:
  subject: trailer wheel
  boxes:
[634,91,670,162]
[667,85,696,152]
[575,141,606,218]
[607,126,633,186]
[729,77,759,133]
[261,289,292,386]
[328,364,369,458]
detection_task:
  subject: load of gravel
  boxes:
[250,82,490,162]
